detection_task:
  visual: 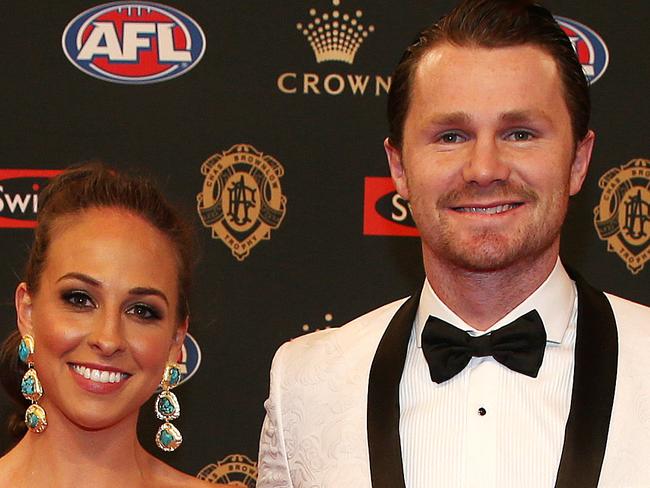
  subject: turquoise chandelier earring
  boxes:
[155,363,182,451]
[18,334,47,433]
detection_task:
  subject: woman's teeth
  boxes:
[72,365,127,383]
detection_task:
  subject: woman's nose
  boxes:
[87,313,126,356]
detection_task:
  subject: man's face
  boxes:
[385,43,594,273]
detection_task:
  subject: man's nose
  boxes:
[462,136,511,186]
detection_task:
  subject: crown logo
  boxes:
[297,0,375,64]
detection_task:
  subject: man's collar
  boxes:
[415,259,576,347]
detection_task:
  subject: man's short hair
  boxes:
[387,0,590,148]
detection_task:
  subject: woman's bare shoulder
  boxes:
[150,456,233,487]
[0,446,26,488]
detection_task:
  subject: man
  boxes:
[257,1,650,487]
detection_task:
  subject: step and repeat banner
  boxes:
[0,1,648,484]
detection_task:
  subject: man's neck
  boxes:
[423,248,559,331]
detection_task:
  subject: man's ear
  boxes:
[569,130,595,196]
[168,316,188,364]
[15,282,33,337]
[384,138,410,201]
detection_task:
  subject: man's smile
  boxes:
[451,202,524,215]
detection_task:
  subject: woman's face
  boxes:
[16,206,187,430]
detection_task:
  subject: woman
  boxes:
[0,163,230,487]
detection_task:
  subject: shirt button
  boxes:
[478,407,487,416]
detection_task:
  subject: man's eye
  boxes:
[507,130,534,141]
[438,132,465,143]
[62,291,94,308]
[127,304,161,321]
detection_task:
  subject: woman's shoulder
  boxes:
[164,472,214,487]
[0,445,26,487]
[150,456,231,487]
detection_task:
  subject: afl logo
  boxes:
[555,16,609,84]
[62,2,206,84]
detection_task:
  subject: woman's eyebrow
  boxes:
[56,272,101,287]
[128,287,169,306]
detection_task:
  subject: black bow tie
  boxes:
[421,310,547,383]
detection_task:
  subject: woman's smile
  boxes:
[68,362,132,394]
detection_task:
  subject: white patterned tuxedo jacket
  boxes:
[257,275,650,488]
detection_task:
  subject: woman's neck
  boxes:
[2,409,156,488]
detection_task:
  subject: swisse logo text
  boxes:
[62,2,206,84]
[555,16,609,83]
[0,169,62,229]
[277,0,391,96]
[363,177,418,237]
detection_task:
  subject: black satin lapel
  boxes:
[367,294,418,488]
[555,273,618,488]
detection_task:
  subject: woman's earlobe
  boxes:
[168,317,188,363]
[15,282,34,337]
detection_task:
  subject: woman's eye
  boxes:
[127,304,161,321]
[62,291,94,309]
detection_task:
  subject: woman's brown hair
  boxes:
[1,162,197,442]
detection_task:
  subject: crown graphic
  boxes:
[296,0,375,64]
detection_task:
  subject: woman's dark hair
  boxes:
[0,333,29,440]
[0,162,197,442]
[387,0,590,148]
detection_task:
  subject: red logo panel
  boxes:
[0,169,62,228]
[363,177,419,236]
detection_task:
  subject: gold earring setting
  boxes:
[19,335,47,433]
[155,363,182,451]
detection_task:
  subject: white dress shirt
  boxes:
[399,260,578,488]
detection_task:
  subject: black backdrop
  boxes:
[0,1,648,484]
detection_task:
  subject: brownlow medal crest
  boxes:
[197,144,287,261]
[593,158,650,274]
[197,454,257,486]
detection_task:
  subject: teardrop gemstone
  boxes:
[161,363,182,389]
[168,366,181,387]
[156,422,182,451]
[25,404,47,433]
[21,368,43,402]
[155,390,180,421]
[18,335,34,364]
